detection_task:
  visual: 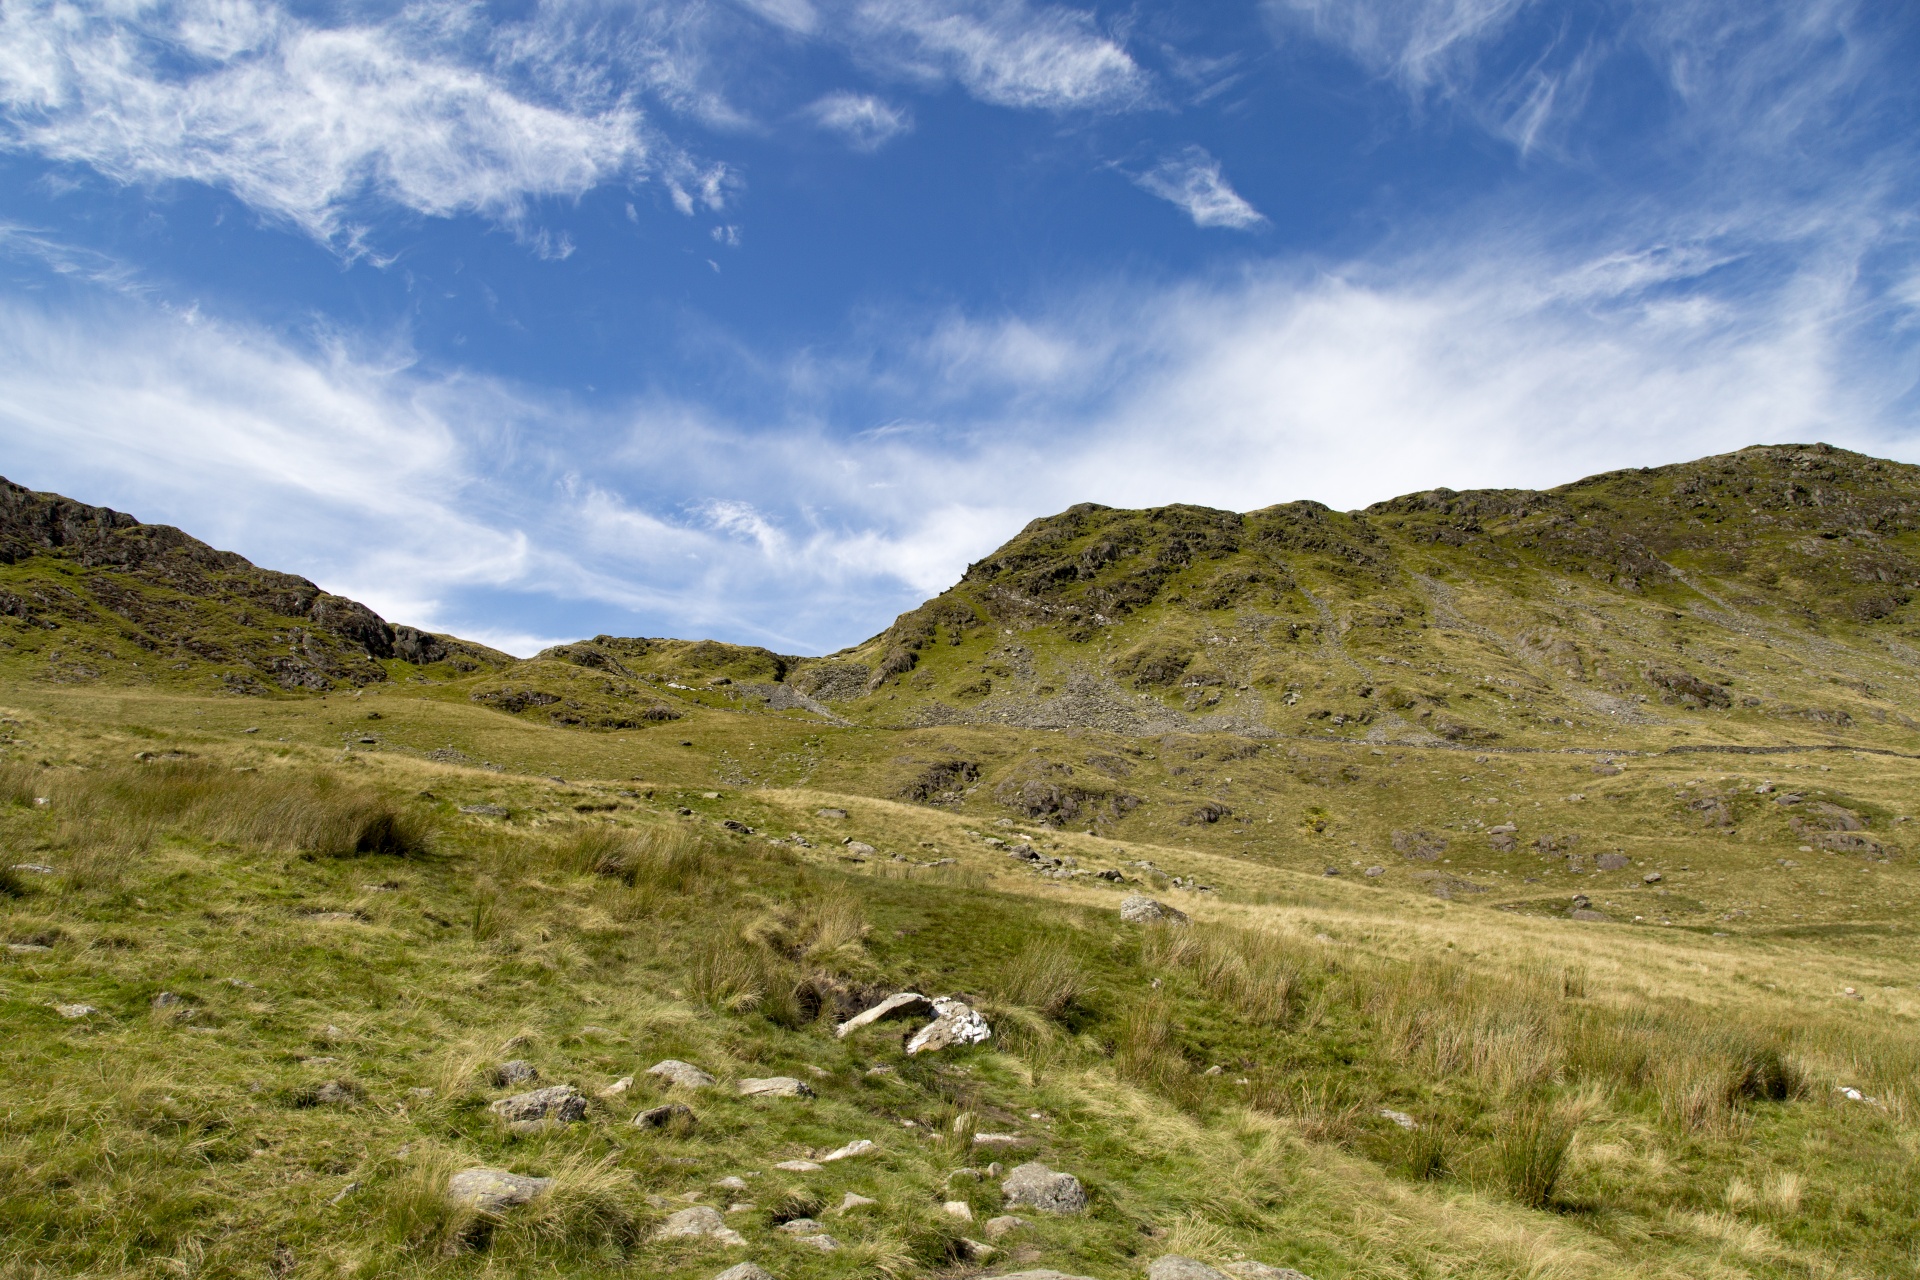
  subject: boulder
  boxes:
[648,1060,716,1089]
[490,1085,586,1125]
[1150,1259,1231,1280]
[906,998,992,1055]
[738,1077,815,1099]
[1120,895,1187,924]
[1000,1162,1086,1214]
[447,1167,553,1213]
[657,1206,746,1246]
[817,808,849,819]
[712,1266,778,1280]
[635,1103,695,1129]
[835,992,934,1038]
[1222,1264,1314,1280]
[1595,853,1630,871]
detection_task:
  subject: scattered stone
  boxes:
[649,1060,717,1089]
[739,1077,815,1099]
[600,1076,633,1097]
[1000,1162,1087,1214]
[311,1079,357,1105]
[712,1265,777,1280]
[835,992,934,1038]
[490,1085,586,1125]
[1378,1108,1418,1130]
[798,1235,840,1252]
[994,1273,1100,1280]
[817,808,849,819]
[491,1060,539,1087]
[10,864,54,874]
[837,1192,877,1212]
[656,1206,746,1246]
[715,1176,751,1191]
[772,1160,823,1172]
[53,1003,97,1018]
[942,1200,974,1221]
[1591,762,1623,777]
[821,1139,874,1162]
[447,1167,553,1213]
[1150,1259,1232,1280]
[458,804,510,818]
[776,1218,825,1234]
[983,1214,1029,1241]
[906,997,992,1054]
[1643,871,1663,884]
[1595,853,1630,871]
[635,1103,695,1129]
[1364,866,1385,877]
[973,1132,1025,1148]
[957,1238,996,1263]
[1222,1263,1315,1280]
[1120,895,1188,924]
[8,943,51,954]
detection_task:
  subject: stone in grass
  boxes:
[995,1273,1101,1280]
[1000,1162,1087,1214]
[649,1060,717,1090]
[490,1085,586,1125]
[1378,1108,1418,1130]
[906,998,991,1055]
[1119,895,1188,925]
[773,1160,822,1173]
[1596,853,1630,871]
[53,1003,98,1018]
[446,1168,553,1214]
[635,1103,695,1129]
[1150,1259,1230,1280]
[834,992,934,1038]
[492,1059,539,1087]
[1222,1263,1315,1280]
[311,1079,357,1105]
[715,1176,751,1191]
[821,1139,874,1162]
[983,1215,1029,1241]
[957,1239,996,1263]
[942,1201,973,1221]
[712,1266,778,1280]
[836,1193,877,1212]
[657,1206,747,1246]
[738,1077,815,1099]
[599,1076,633,1097]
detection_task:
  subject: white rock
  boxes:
[599,1076,633,1097]
[739,1077,816,1099]
[942,1200,974,1221]
[973,1132,1025,1148]
[1222,1262,1315,1280]
[712,1265,778,1280]
[906,998,991,1055]
[1000,1162,1086,1214]
[715,1176,751,1191]
[821,1139,875,1162]
[772,1160,822,1172]
[837,1192,877,1212]
[53,1003,97,1018]
[648,1059,717,1089]
[657,1206,747,1246]
[1378,1108,1418,1130]
[1119,896,1188,924]
[447,1167,553,1213]
[834,992,934,1038]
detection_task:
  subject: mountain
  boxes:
[0,477,509,692]
[524,443,1920,752]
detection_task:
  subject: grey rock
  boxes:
[821,1139,874,1161]
[993,1272,1101,1280]
[648,1059,716,1089]
[738,1077,815,1099]
[835,991,934,1038]
[1150,1259,1231,1280]
[459,804,510,817]
[1643,871,1664,883]
[1596,853,1630,871]
[492,1059,538,1087]
[657,1206,746,1245]
[1120,895,1187,924]
[816,808,849,819]
[776,1218,824,1234]
[151,991,184,1009]
[447,1167,553,1213]
[635,1103,695,1128]
[1000,1162,1086,1214]
[798,1235,840,1252]
[906,997,992,1055]
[312,1079,356,1105]
[490,1085,586,1124]
[712,1266,777,1280]
[983,1214,1029,1241]
[772,1160,822,1172]
[1222,1263,1315,1280]
[837,1192,877,1212]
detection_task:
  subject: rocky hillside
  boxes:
[0,477,507,692]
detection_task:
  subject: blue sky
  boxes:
[2,0,1917,655]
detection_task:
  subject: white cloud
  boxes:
[806,90,912,149]
[736,0,822,35]
[1269,0,1532,94]
[0,0,656,247]
[1132,147,1266,230]
[853,0,1146,110]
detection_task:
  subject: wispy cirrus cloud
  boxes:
[852,0,1147,110]
[1132,147,1265,229]
[806,91,913,149]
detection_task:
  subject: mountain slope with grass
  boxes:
[0,477,510,693]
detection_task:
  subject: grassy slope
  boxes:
[1,687,1916,1280]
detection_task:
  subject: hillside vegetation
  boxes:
[3,444,1919,1280]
